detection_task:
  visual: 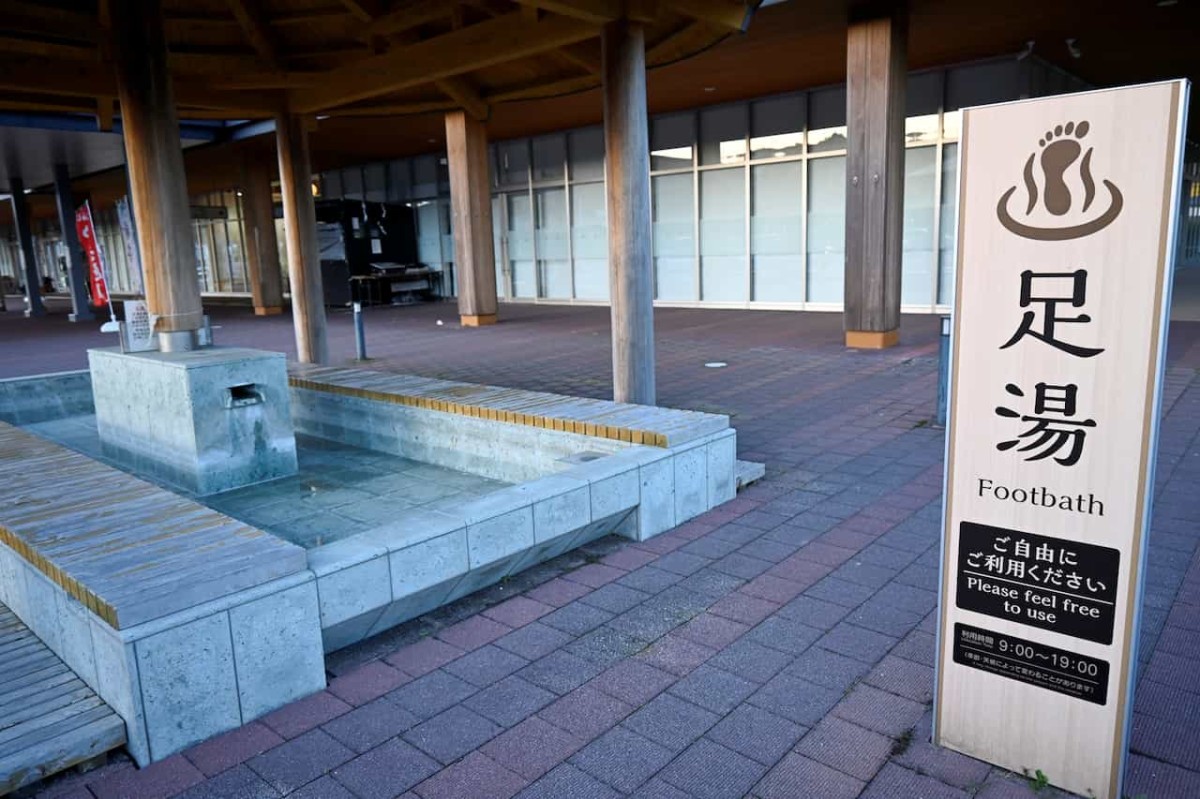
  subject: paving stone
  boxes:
[707,638,794,684]
[748,673,843,726]
[635,633,716,676]
[463,675,557,727]
[865,654,936,703]
[818,621,899,664]
[628,778,694,799]
[860,763,971,799]
[579,583,652,614]
[322,696,421,752]
[705,704,806,767]
[890,629,938,667]
[705,591,779,626]
[680,535,742,560]
[805,576,879,608]
[618,566,687,594]
[677,568,749,599]
[571,726,675,793]
[413,752,528,799]
[172,764,279,799]
[387,669,478,719]
[676,612,750,649]
[519,649,604,694]
[481,716,586,780]
[436,615,512,650]
[327,661,412,706]
[443,644,529,687]
[534,683,634,742]
[515,764,620,799]
[747,615,824,655]
[654,551,712,576]
[541,601,615,635]
[589,658,678,706]
[247,729,356,794]
[776,594,852,630]
[795,716,893,781]
[564,562,627,588]
[600,546,659,572]
[483,596,556,627]
[329,738,440,799]
[897,737,993,790]
[710,552,774,580]
[740,574,806,603]
[494,621,575,660]
[658,738,767,799]
[385,637,466,677]
[404,705,503,764]
[89,755,205,799]
[259,691,353,740]
[184,721,285,777]
[753,753,865,799]
[623,693,720,752]
[526,577,594,607]
[833,684,926,738]
[669,664,756,714]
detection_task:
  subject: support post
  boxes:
[602,19,656,405]
[112,0,205,348]
[275,112,328,364]
[843,3,907,349]
[9,178,45,318]
[240,156,285,316]
[53,164,95,322]
[444,110,499,327]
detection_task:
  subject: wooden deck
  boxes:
[0,603,125,795]
[0,421,308,630]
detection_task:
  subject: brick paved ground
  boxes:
[7,300,1200,799]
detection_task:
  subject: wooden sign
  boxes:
[936,80,1189,799]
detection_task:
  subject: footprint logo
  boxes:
[996,119,1123,241]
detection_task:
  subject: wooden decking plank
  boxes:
[0,714,126,795]
[0,685,98,735]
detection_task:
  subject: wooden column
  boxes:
[275,112,328,364]
[843,4,907,349]
[444,110,498,327]
[602,19,656,406]
[112,0,205,342]
[240,157,285,316]
[53,164,95,322]
[9,179,44,318]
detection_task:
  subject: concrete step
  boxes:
[0,603,125,796]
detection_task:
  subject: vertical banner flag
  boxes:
[115,196,144,295]
[75,200,109,307]
[936,81,1189,799]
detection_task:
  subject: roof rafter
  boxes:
[226,0,284,70]
[661,0,756,33]
[362,0,454,38]
[435,75,489,121]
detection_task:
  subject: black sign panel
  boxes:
[956,521,1119,644]
[953,623,1109,705]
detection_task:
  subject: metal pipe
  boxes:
[936,314,951,427]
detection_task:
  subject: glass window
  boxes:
[900,146,936,306]
[323,170,343,199]
[751,161,803,302]
[532,134,566,183]
[415,200,442,266]
[652,173,695,301]
[364,164,387,202]
[571,182,608,301]
[945,60,1020,111]
[750,95,804,160]
[942,110,961,141]
[906,115,939,147]
[506,193,536,298]
[341,167,364,200]
[387,161,411,202]
[413,155,439,197]
[569,127,605,182]
[651,112,694,172]
[439,199,454,276]
[699,168,746,301]
[806,156,845,303]
[492,195,507,298]
[699,104,746,166]
[495,141,529,188]
[535,187,570,298]
[808,86,847,153]
[938,143,959,305]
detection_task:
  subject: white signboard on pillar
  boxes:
[936,80,1189,799]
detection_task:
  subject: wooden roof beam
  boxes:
[340,0,384,23]
[435,76,489,121]
[226,0,284,70]
[363,0,454,38]
[661,0,756,32]
[509,0,657,24]
[291,11,600,113]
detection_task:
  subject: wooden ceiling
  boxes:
[0,0,759,122]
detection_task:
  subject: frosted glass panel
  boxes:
[572,182,608,301]
[751,161,803,301]
[806,156,845,303]
[323,171,342,198]
[808,87,847,153]
[569,127,605,182]
[387,161,411,202]
[416,201,441,265]
[341,167,364,199]
[412,156,438,197]
[652,173,695,301]
[750,95,804,160]
[536,187,570,298]
[496,141,529,188]
[532,134,566,182]
[507,193,536,297]
[700,105,746,166]
[492,195,507,298]
[938,143,959,305]
[651,112,694,172]
[364,164,386,202]
[900,146,936,306]
[699,168,746,301]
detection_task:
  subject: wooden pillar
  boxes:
[602,19,656,406]
[9,178,44,318]
[53,164,95,322]
[112,0,205,345]
[240,157,285,316]
[275,112,328,364]
[444,110,498,327]
[843,4,907,349]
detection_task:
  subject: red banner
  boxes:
[75,201,108,307]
